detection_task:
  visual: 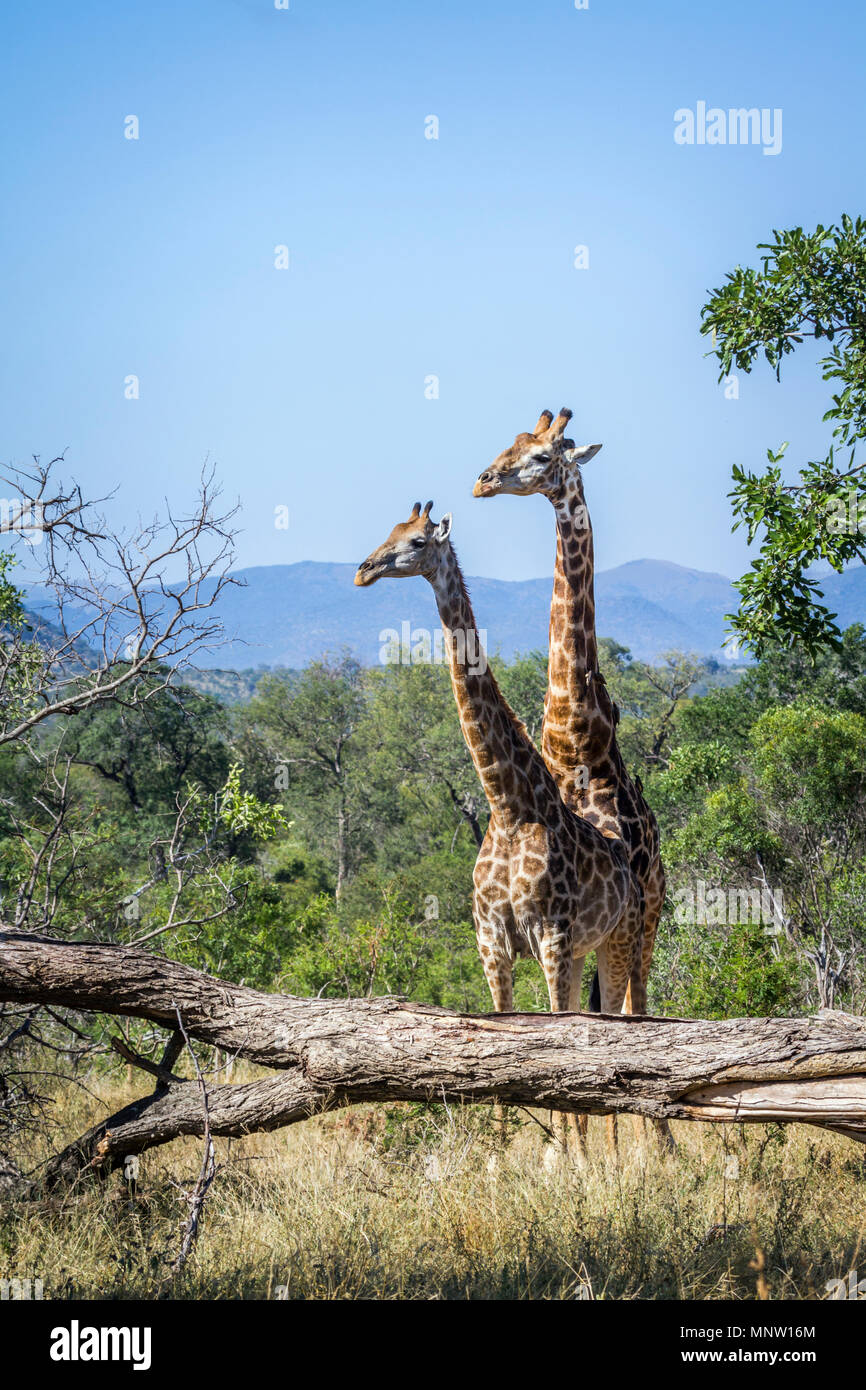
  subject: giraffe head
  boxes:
[473,408,601,499]
[354,501,453,586]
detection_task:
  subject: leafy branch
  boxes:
[702,216,866,657]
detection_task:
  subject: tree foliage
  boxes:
[702,216,866,656]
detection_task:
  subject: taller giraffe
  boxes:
[473,408,666,1028]
[355,502,644,1149]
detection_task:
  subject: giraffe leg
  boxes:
[539,931,580,1159]
[595,937,632,1162]
[479,938,513,1142]
[577,955,603,1151]
[568,952,585,1011]
[563,954,589,1159]
[638,878,678,1156]
[481,952,513,1014]
[627,957,649,1148]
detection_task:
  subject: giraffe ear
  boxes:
[564,442,603,465]
[433,513,452,544]
[533,409,554,436]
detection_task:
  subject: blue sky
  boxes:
[1,0,863,582]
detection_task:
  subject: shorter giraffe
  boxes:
[355,501,645,1151]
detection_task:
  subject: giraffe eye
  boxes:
[536,453,551,463]
[410,536,426,548]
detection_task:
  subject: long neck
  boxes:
[550,476,598,673]
[542,475,616,803]
[429,545,549,833]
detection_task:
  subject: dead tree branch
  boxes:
[167,1007,217,1276]
[1,926,866,1196]
[0,457,239,747]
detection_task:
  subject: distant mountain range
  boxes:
[55,557,855,670]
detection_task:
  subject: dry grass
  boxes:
[3,1070,865,1300]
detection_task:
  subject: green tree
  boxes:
[0,552,26,628]
[59,675,231,817]
[740,623,866,716]
[245,654,369,896]
[660,918,800,1020]
[599,641,705,775]
[663,703,866,1010]
[672,683,756,763]
[649,739,739,832]
[363,662,486,854]
[664,622,866,793]
[495,649,548,744]
[702,216,866,655]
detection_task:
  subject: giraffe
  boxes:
[474,408,674,1152]
[355,501,644,1153]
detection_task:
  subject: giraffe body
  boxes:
[355,504,644,1024]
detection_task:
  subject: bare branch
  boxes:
[0,457,239,747]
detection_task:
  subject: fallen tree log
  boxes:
[2,927,866,1193]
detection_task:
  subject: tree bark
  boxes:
[445,782,485,848]
[2,926,866,1194]
[335,799,347,900]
